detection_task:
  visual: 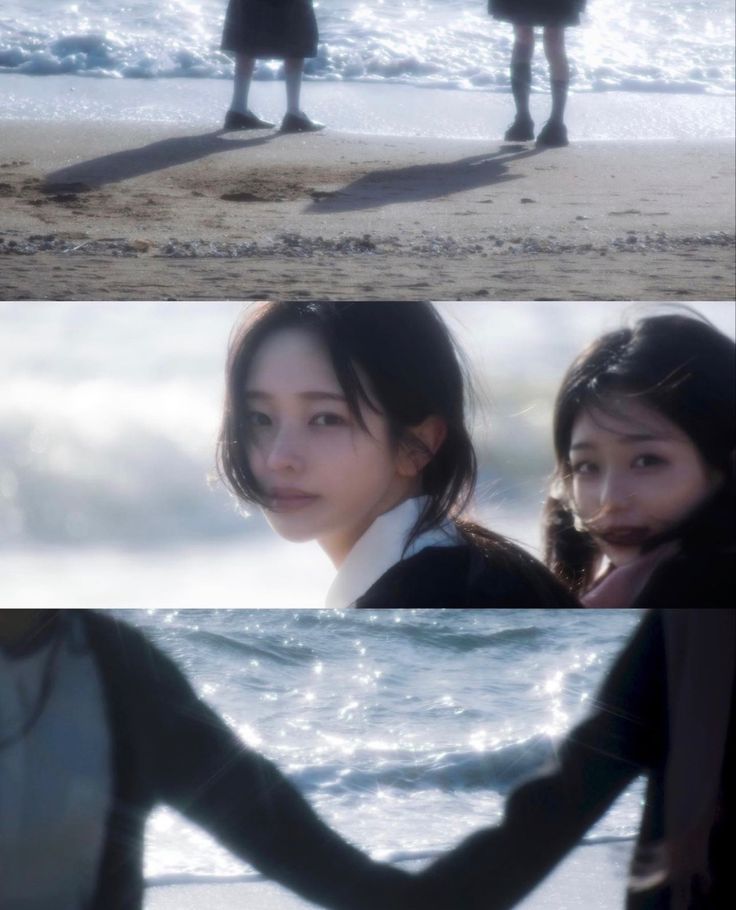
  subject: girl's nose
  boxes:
[265,427,304,473]
[599,471,633,512]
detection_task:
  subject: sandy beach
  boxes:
[1,81,733,301]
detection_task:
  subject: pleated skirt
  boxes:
[489,0,586,27]
[221,0,319,59]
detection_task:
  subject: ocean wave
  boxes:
[182,628,316,667]
[289,734,558,796]
[1,0,733,94]
[2,35,732,95]
[0,406,254,547]
[384,621,545,653]
[441,625,544,650]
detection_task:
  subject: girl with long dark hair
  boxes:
[544,312,735,608]
[218,302,577,608]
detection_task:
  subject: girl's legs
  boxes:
[231,54,255,114]
[505,25,535,140]
[280,57,325,131]
[537,27,570,146]
[284,58,303,115]
[224,54,275,129]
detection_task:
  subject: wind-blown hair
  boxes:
[217,302,561,595]
[544,312,736,593]
[217,302,478,549]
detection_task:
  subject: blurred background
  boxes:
[1,301,733,606]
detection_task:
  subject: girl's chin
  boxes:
[268,526,319,544]
[600,544,643,568]
[264,514,321,543]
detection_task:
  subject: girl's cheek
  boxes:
[571,481,594,511]
[248,447,268,475]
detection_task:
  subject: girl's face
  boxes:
[569,397,719,568]
[243,328,417,565]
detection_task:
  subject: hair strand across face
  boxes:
[544,312,736,592]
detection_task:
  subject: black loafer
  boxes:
[504,114,535,142]
[279,112,325,133]
[223,110,275,131]
[536,120,569,147]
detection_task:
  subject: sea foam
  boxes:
[1,0,733,93]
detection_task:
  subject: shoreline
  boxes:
[2,76,734,140]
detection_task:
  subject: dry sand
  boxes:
[1,120,733,300]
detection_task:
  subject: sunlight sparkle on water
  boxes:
[337,699,360,719]
[543,670,565,696]
[468,729,491,751]
[317,732,358,756]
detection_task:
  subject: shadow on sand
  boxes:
[303,144,546,213]
[42,130,274,191]
[41,133,545,216]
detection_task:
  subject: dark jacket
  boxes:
[78,612,412,910]
[415,610,735,910]
[635,548,735,608]
[355,545,580,608]
[635,488,736,608]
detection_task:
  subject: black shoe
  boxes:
[504,114,535,142]
[223,110,275,131]
[279,112,325,133]
[536,119,569,147]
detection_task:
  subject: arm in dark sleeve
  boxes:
[414,610,668,910]
[134,634,413,910]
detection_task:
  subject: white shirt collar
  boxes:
[325,496,460,609]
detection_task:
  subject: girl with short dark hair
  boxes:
[217,302,578,608]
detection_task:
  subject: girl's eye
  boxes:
[571,460,597,476]
[245,411,272,427]
[632,453,667,468]
[311,413,347,427]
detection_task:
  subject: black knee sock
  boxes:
[550,78,568,123]
[510,62,532,119]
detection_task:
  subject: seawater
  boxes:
[1,0,733,93]
[116,608,644,883]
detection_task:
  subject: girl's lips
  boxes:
[595,526,651,548]
[268,490,320,512]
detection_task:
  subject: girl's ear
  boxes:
[397,416,448,477]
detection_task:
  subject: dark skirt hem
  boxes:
[221,0,319,60]
[489,0,585,27]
